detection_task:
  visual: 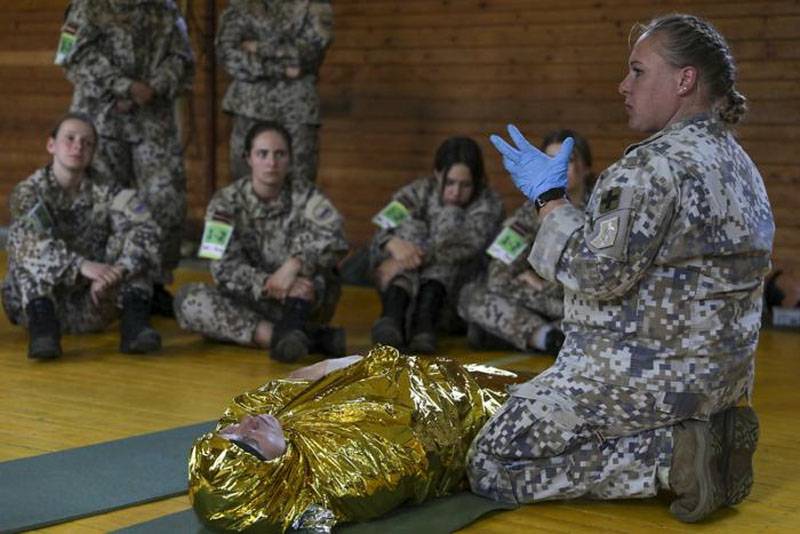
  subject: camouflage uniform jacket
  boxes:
[370,176,505,270]
[61,0,195,142]
[5,166,161,294]
[527,115,775,415]
[216,0,333,124]
[206,176,348,301]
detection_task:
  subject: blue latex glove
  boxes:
[490,124,574,201]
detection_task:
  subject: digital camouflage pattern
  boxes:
[370,176,504,320]
[467,115,775,502]
[174,176,347,344]
[61,0,194,277]
[217,0,333,181]
[458,201,567,350]
[2,167,160,333]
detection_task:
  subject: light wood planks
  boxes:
[0,0,798,269]
[0,254,798,532]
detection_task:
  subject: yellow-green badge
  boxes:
[198,219,234,260]
[486,226,529,265]
[372,200,409,229]
[54,25,77,66]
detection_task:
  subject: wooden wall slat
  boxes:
[0,0,797,273]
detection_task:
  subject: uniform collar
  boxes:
[624,112,714,155]
[243,177,292,218]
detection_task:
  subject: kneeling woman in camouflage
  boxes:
[468,14,773,523]
[2,113,162,359]
[175,121,348,362]
[189,345,524,532]
[369,137,504,353]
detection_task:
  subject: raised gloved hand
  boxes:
[490,124,574,201]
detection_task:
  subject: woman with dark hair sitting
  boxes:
[458,129,595,355]
[174,121,348,362]
[369,136,505,353]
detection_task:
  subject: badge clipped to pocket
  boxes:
[372,199,410,230]
[486,225,529,265]
[54,24,77,66]
[198,215,234,260]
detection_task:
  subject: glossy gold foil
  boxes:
[189,346,524,532]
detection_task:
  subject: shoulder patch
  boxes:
[586,186,636,260]
[304,193,337,225]
[589,216,619,249]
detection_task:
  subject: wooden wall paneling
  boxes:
[0,0,797,272]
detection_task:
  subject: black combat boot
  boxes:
[150,283,175,318]
[26,297,62,360]
[307,325,347,358]
[120,289,162,354]
[271,297,312,362]
[408,280,446,354]
[466,322,516,351]
[543,328,565,355]
[371,285,410,348]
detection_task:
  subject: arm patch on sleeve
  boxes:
[304,194,337,225]
[111,189,149,222]
[587,187,636,260]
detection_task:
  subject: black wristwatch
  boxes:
[534,187,566,213]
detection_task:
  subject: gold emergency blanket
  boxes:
[188,346,524,532]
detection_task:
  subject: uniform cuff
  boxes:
[528,204,584,281]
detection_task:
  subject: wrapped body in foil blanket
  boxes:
[189,345,526,532]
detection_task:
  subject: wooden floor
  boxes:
[1,260,798,533]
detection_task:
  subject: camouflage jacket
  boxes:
[206,176,347,300]
[5,166,161,288]
[370,176,505,268]
[61,0,194,142]
[527,115,775,413]
[216,0,333,123]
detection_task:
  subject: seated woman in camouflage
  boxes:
[188,345,524,532]
[174,121,348,362]
[458,130,594,355]
[369,137,504,353]
[2,112,162,359]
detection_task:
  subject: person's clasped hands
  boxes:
[490,124,574,201]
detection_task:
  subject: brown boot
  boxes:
[669,406,759,523]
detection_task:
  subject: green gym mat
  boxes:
[0,421,215,534]
[115,491,518,533]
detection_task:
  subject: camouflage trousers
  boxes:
[229,114,319,182]
[1,274,151,334]
[467,364,679,503]
[174,279,339,346]
[457,278,564,350]
[92,133,187,280]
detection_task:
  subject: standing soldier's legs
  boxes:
[91,136,135,188]
[285,122,319,182]
[229,115,259,181]
[132,133,187,283]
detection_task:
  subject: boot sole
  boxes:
[371,318,403,348]
[408,332,436,354]
[670,420,726,523]
[272,331,309,363]
[28,340,62,360]
[723,407,759,506]
[121,330,162,354]
[324,329,347,358]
